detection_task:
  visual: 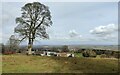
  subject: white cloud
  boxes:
[48,30,82,41]
[69,29,82,38]
[90,24,118,37]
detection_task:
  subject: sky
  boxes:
[1,2,118,45]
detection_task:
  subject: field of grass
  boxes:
[2,54,119,73]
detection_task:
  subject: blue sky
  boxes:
[1,2,118,45]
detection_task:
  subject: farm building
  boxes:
[57,53,74,57]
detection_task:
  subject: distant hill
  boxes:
[19,45,118,51]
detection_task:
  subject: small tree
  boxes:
[62,45,69,52]
[7,35,19,52]
[104,50,113,58]
[0,43,4,54]
[82,50,97,57]
[112,51,119,58]
[14,2,52,55]
[52,47,58,52]
[100,54,107,58]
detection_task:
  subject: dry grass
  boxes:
[2,54,118,73]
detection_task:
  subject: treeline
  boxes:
[1,43,27,55]
[1,44,119,59]
[74,49,119,59]
[0,44,69,55]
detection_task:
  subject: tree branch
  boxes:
[35,16,45,30]
[19,36,26,43]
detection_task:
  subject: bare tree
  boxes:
[14,2,52,54]
[7,35,20,52]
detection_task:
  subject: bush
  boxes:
[62,45,69,52]
[112,51,119,59]
[100,54,107,58]
[95,50,104,55]
[103,51,119,58]
[3,51,16,55]
[74,49,83,53]
[82,50,97,57]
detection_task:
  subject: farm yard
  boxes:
[2,54,118,73]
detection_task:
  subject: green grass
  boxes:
[74,53,84,58]
[2,54,118,73]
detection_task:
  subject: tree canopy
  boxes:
[14,2,52,54]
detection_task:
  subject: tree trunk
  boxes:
[28,44,32,55]
[28,39,33,55]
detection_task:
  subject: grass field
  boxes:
[2,54,119,73]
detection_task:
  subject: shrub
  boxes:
[112,51,119,59]
[62,45,69,52]
[82,50,97,57]
[104,51,118,58]
[100,54,107,58]
[82,51,89,57]
[95,50,104,55]
[3,50,16,55]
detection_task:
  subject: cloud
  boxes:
[100,34,118,41]
[69,29,82,38]
[90,24,118,37]
[48,30,82,41]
